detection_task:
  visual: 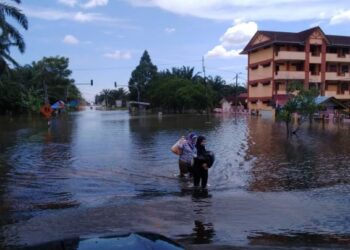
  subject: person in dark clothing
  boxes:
[193,136,211,189]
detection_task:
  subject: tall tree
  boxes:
[0,0,28,74]
[128,50,157,102]
[32,56,74,103]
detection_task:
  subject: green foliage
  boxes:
[31,56,77,103]
[146,68,215,113]
[128,50,157,101]
[126,51,246,113]
[0,56,82,114]
[277,81,319,136]
[0,0,28,74]
[206,75,245,106]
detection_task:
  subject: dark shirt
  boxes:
[194,144,207,168]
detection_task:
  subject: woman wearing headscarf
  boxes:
[178,132,198,177]
[193,135,211,188]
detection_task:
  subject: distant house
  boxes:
[115,100,122,108]
[314,96,349,120]
[128,101,150,114]
[220,93,248,113]
[315,96,348,111]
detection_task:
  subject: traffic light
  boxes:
[90,79,93,86]
[114,82,117,88]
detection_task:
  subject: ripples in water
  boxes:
[1,111,350,247]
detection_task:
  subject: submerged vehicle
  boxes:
[21,232,184,250]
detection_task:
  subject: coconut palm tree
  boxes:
[0,0,28,74]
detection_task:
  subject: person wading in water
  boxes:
[177,132,198,178]
[193,136,214,189]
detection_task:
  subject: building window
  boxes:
[309,83,320,91]
[275,65,280,73]
[341,83,348,94]
[310,64,319,75]
[262,62,271,67]
[338,48,349,58]
[251,65,258,70]
[262,81,270,86]
[310,45,320,56]
[328,64,337,72]
[262,100,271,106]
[251,83,258,87]
[275,82,280,91]
[294,63,304,71]
[327,47,337,54]
[341,65,349,73]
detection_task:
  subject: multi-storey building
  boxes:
[241,26,350,112]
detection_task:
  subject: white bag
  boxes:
[171,136,185,155]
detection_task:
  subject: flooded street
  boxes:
[1,110,350,248]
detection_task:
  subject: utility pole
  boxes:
[65,85,69,103]
[202,56,209,116]
[235,73,238,116]
[234,72,242,119]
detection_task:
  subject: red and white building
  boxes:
[241,26,350,113]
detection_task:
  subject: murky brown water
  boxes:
[1,110,350,248]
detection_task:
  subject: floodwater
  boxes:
[1,110,350,248]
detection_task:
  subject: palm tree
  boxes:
[0,0,28,74]
[101,89,112,107]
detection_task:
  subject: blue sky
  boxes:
[12,0,350,101]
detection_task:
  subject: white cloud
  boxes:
[24,7,118,23]
[104,50,132,60]
[73,11,106,22]
[82,0,108,8]
[206,21,256,59]
[220,21,257,48]
[206,45,241,58]
[63,34,79,44]
[330,10,350,25]
[165,27,175,33]
[127,0,349,23]
[58,0,78,7]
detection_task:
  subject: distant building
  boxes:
[220,93,248,113]
[116,100,122,108]
[241,26,350,115]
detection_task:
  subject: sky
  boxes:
[11,0,350,102]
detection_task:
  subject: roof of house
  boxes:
[241,26,350,54]
[128,101,150,106]
[314,96,348,109]
[314,96,330,105]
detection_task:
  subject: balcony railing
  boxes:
[325,90,350,99]
[326,53,350,62]
[310,53,321,63]
[275,51,305,61]
[309,73,321,82]
[275,71,305,80]
[325,72,350,81]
